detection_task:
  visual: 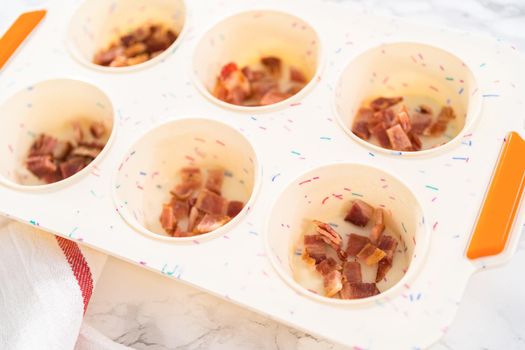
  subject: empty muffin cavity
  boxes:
[193,10,322,111]
[265,163,428,303]
[335,42,481,154]
[113,118,260,242]
[67,0,186,71]
[0,79,115,190]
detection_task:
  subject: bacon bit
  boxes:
[386,124,412,151]
[370,122,391,149]
[346,233,370,257]
[59,157,88,179]
[340,282,379,299]
[316,257,341,275]
[290,66,307,83]
[396,106,412,132]
[357,243,386,265]
[313,220,346,259]
[195,189,227,215]
[427,106,456,136]
[188,206,204,233]
[378,235,398,264]
[260,90,292,105]
[171,199,189,220]
[205,168,224,195]
[303,234,327,264]
[345,200,374,227]
[89,122,106,139]
[369,208,385,243]
[342,261,362,284]
[323,270,343,297]
[159,204,176,234]
[194,214,230,234]
[352,108,373,140]
[220,62,238,79]
[260,56,282,75]
[370,96,403,111]
[376,259,391,282]
[227,200,244,218]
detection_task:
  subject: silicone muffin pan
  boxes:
[0,0,524,349]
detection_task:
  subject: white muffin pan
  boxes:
[0,0,524,349]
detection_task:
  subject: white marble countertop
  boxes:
[2,1,525,349]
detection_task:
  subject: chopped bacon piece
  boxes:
[369,108,398,130]
[261,56,282,75]
[188,206,204,232]
[377,235,398,263]
[316,257,341,275]
[313,220,346,259]
[427,106,456,136]
[345,200,374,227]
[227,200,244,218]
[369,208,385,243]
[411,106,433,135]
[260,90,292,105]
[70,146,101,159]
[386,124,413,151]
[171,199,189,220]
[357,243,387,265]
[195,189,227,215]
[29,134,57,157]
[324,270,343,297]
[370,96,403,111]
[408,132,422,151]
[342,261,362,284]
[172,167,202,199]
[250,78,278,99]
[220,62,238,79]
[290,66,306,83]
[352,108,374,140]
[194,214,230,234]
[90,122,106,139]
[345,233,370,257]
[52,140,72,160]
[340,282,379,299]
[159,204,176,233]
[396,106,412,132]
[241,66,265,82]
[205,168,224,194]
[72,122,84,143]
[370,122,391,149]
[303,234,327,264]
[215,65,251,105]
[59,156,88,179]
[26,155,59,182]
[375,259,391,282]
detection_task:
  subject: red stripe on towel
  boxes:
[55,236,93,313]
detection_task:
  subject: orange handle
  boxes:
[467,132,525,259]
[0,10,46,70]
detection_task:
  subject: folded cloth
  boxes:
[0,218,131,350]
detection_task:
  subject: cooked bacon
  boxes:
[316,257,341,274]
[188,206,204,232]
[89,122,106,139]
[427,106,456,136]
[72,122,84,143]
[261,56,282,75]
[386,124,413,151]
[324,270,343,297]
[340,282,379,299]
[342,261,362,284]
[357,243,387,265]
[377,235,398,264]
[369,208,385,244]
[352,108,374,140]
[195,189,227,215]
[408,132,422,151]
[260,90,292,105]
[171,199,189,220]
[375,259,391,282]
[172,167,202,199]
[290,66,306,83]
[215,65,251,104]
[345,233,370,257]
[227,200,244,218]
[241,66,265,82]
[29,134,57,157]
[205,168,224,194]
[303,234,327,264]
[70,145,101,159]
[52,140,72,160]
[160,204,176,233]
[26,155,60,183]
[250,78,278,99]
[370,96,403,111]
[194,214,230,234]
[345,200,374,227]
[411,106,433,135]
[313,220,346,259]
[396,106,412,132]
[59,156,88,179]
[370,122,391,148]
